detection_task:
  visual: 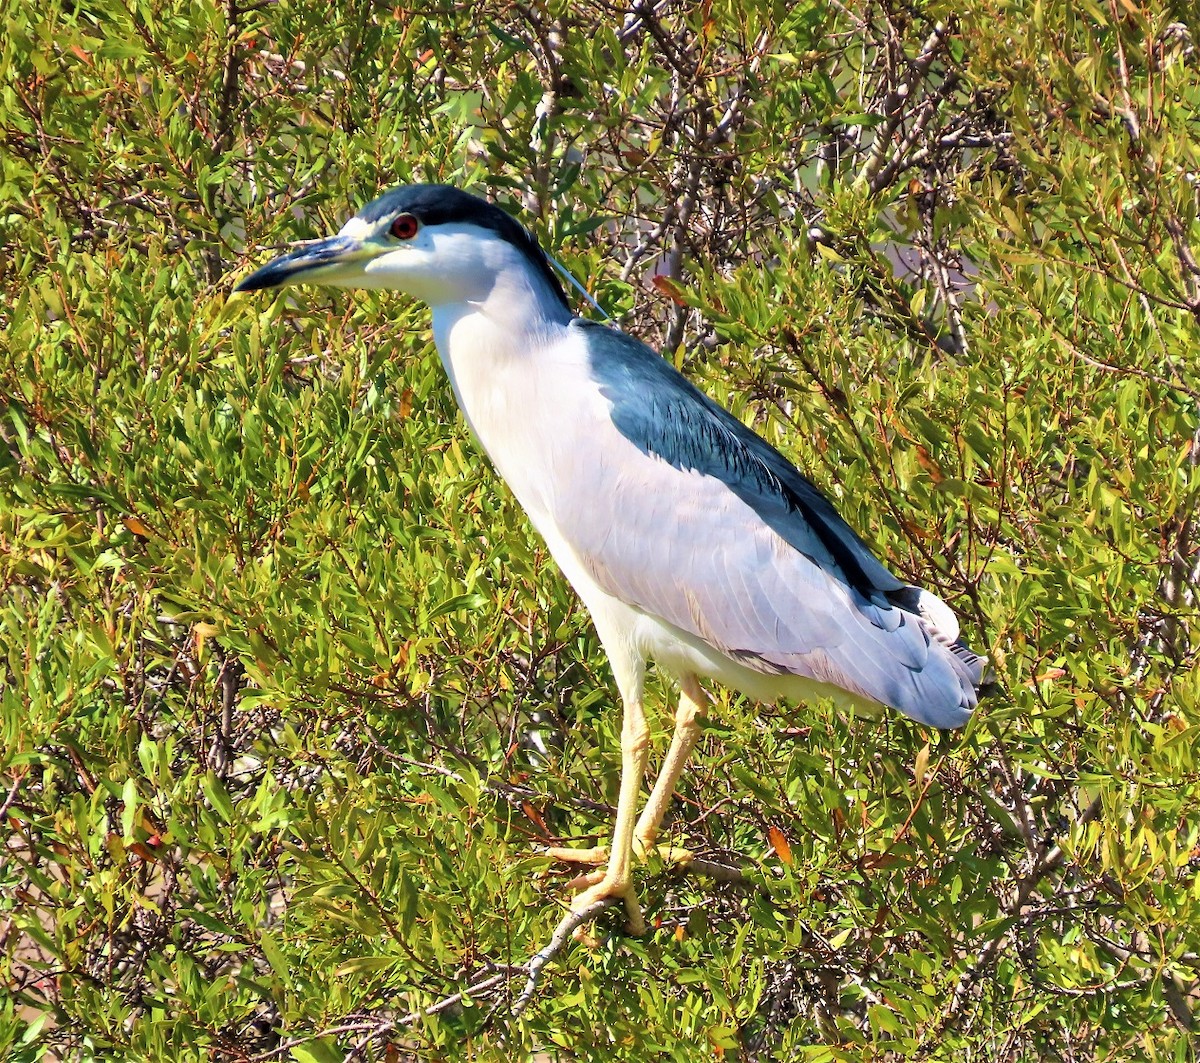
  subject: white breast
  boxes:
[431,308,595,520]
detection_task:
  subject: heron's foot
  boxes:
[639,842,695,868]
[569,870,645,940]
[542,844,610,866]
[544,839,696,942]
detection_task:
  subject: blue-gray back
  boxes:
[580,320,904,603]
[564,319,980,726]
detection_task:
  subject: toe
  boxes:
[542,844,610,866]
[565,868,606,890]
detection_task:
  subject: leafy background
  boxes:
[2,0,1199,1059]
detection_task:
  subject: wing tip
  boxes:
[890,632,995,730]
[888,585,961,644]
[885,584,1004,726]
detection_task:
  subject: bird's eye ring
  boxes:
[390,213,419,240]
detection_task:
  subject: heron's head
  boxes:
[235,184,570,318]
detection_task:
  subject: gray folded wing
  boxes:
[560,321,979,728]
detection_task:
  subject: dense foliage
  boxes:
[3,0,1199,1059]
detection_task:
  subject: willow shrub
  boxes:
[2,1,1199,1060]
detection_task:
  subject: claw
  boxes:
[542,841,693,869]
[565,867,606,891]
[640,842,694,868]
[542,839,694,939]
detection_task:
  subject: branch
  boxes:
[927,792,1104,1043]
[0,769,26,823]
[511,899,616,1015]
[216,0,243,153]
[857,20,954,192]
[248,899,618,1062]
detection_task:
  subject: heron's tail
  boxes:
[887,584,996,703]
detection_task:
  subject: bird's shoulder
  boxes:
[571,317,904,599]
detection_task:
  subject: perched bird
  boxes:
[236,184,987,935]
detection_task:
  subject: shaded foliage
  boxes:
[2,0,1199,1059]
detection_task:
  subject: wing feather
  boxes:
[556,321,979,728]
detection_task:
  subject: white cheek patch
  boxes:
[361,253,395,274]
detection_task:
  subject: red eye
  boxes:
[389,213,419,240]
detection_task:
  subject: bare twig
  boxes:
[858,20,955,192]
[249,900,618,1062]
[929,792,1105,1043]
[0,769,26,823]
[512,899,617,1015]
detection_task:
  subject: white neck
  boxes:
[430,244,571,387]
[431,266,569,350]
[428,250,573,482]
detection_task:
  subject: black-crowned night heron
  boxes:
[236,184,987,936]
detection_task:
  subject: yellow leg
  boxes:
[568,692,650,934]
[543,844,610,865]
[634,675,706,856]
[545,675,705,869]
